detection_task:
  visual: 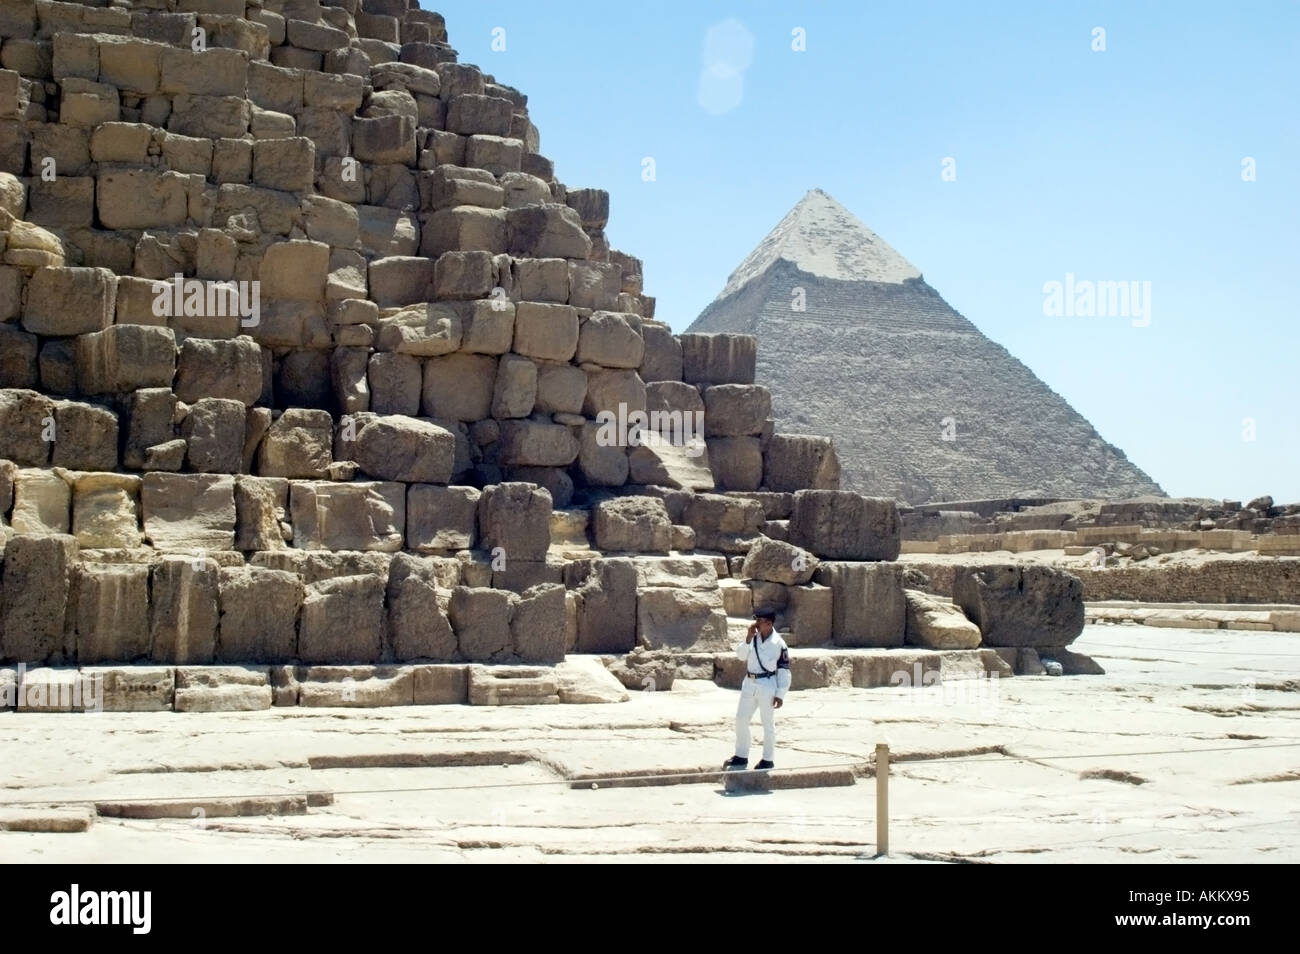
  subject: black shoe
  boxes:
[753,760,774,770]
[723,756,748,770]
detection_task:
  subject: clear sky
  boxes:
[438,1,1299,503]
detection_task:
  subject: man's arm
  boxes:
[774,641,792,702]
[736,620,758,660]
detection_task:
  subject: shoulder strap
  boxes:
[753,636,776,676]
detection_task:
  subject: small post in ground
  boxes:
[875,742,889,857]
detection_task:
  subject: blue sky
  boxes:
[439,1,1299,502]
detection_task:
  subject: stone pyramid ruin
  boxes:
[689,189,1164,505]
[0,2,1089,713]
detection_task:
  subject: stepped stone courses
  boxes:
[0,1,1090,690]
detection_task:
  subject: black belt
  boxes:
[747,671,776,679]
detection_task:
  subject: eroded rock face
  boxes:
[904,589,982,650]
[952,564,1085,648]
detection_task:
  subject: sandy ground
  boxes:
[1,623,1297,863]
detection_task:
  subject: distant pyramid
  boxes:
[689,190,1163,503]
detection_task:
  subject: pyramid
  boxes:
[689,190,1164,504]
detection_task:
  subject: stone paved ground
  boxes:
[1,623,1297,863]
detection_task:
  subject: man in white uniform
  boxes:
[724,608,791,770]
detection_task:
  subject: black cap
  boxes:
[754,608,777,622]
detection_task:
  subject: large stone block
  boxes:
[377,303,463,356]
[96,169,189,229]
[150,556,220,664]
[764,434,841,492]
[84,666,175,713]
[260,240,328,301]
[592,496,672,553]
[71,472,139,549]
[788,490,900,561]
[234,475,286,551]
[75,563,150,664]
[51,400,117,471]
[812,561,906,648]
[182,397,245,474]
[0,389,52,466]
[420,351,495,421]
[406,484,479,552]
[252,136,314,192]
[386,553,457,661]
[175,336,263,406]
[22,266,115,335]
[510,583,566,664]
[706,436,762,492]
[353,113,416,165]
[498,420,579,468]
[455,299,514,354]
[534,361,586,415]
[785,583,832,646]
[478,482,551,561]
[354,415,456,483]
[141,473,236,550]
[512,302,578,362]
[369,255,433,308]
[583,368,646,419]
[290,480,405,552]
[174,666,271,712]
[571,557,637,653]
[904,589,982,650]
[639,324,682,383]
[299,575,386,664]
[368,352,422,416]
[703,385,769,437]
[679,333,756,385]
[0,325,37,389]
[76,325,177,394]
[681,492,763,553]
[257,408,332,478]
[952,564,1084,648]
[576,311,643,369]
[741,536,818,585]
[449,586,512,661]
[491,353,536,419]
[0,534,77,664]
[506,203,590,258]
[578,422,629,487]
[11,468,70,534]
[124,388,178,470]
[637,587,728,652]
[216,566,301,663]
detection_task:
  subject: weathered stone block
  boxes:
[289,480,405,552]
[22,266,115,335]
[299,575,386,664]
[0,534,77,664]
[216,566,301,663]
[421,351,495,421]
[354,415,456,483]
[592,496,672,553]
[257,408,332,478]
[952,564,1084,648]
[141,473,236,550]
[150,556,220,664]
[679,333,756,385]
[449,586,512,661]
[406,484,479,552]
[812,561,906,648]
[76,563,150,664]
[478,481,551,561]
[788,490,900,561]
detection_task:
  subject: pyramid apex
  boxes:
[715,190,921,300]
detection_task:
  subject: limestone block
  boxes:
[175,336,262,406]
[12,469,70,534]
[216,566,301,663]
[449,586,512,661]
[740,537,818,585]
[97,169,189,229]
[84,666,174,712]
[576,311,643,369]
[385,553,457,661]
[22,266,115,335]
[419,206,506,257]
[0,534,77,663]
[299,575,386,664]
[376,303,463,356]
[289,480,404,552]
[571,557,637,653]
[234,475,285,551]
[679,333,756,385]
[637,587,728,652]
[76,325,176,395]
[71,472,139,549]
[706,436,762,492]
[50,400,117,471]
[141,473,236,550]
[257,409,333,478]
[578,421,629,487]
[369,255,432,308]
[506,203,589,258]
[904,589,982,650]
[354,415,456,484]
[367,352,421,415]
[592,496,672,553]
[420,351,495,420]
[812,561,906,648]
[703,385,770,437]
[498,419,579,468]
[681,492,763,553]
[788,490,900,561]
[952,564,1084,648]
[124,388,178,470]
[260,239,328,301]
[582,368,646,418]
[406,484,479,553]
[173,666,271,712]
[764,434,841,492]
[478,481,551,561]
[510,583,566,664]
[182,398,245,474]
[76,563,150,664]
[149,555,219,664]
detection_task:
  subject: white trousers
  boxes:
[734,676,777,762]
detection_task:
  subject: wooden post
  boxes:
[875,742,889,857]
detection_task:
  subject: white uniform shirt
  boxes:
[735,631,792,700]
